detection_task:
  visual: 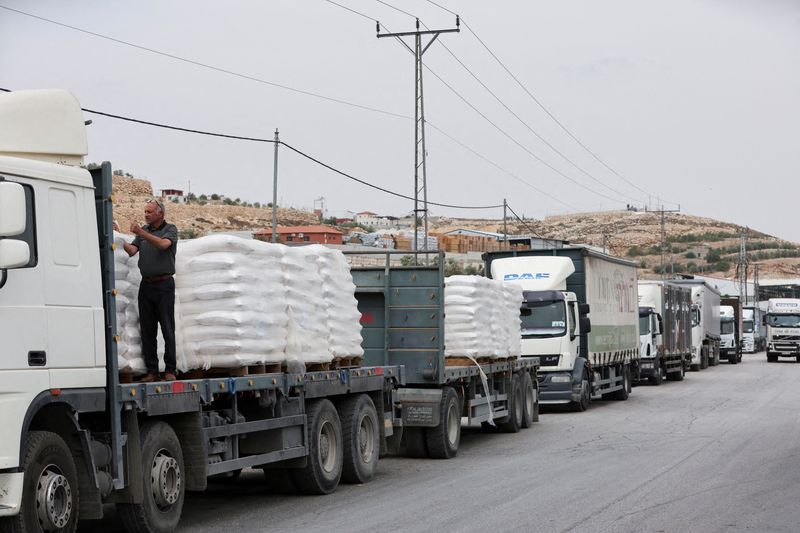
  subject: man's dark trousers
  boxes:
[138,277,177,375]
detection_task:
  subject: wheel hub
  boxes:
[151,452,181,509]
[358,416,375,461]
[36,466,72,532]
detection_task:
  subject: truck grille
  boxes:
[774,335,800,341]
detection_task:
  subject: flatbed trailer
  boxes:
[0,157,403,533]
[348,251,540,459]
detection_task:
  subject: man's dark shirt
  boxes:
[131,221,178,277]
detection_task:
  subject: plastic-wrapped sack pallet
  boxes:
[175,235,288,371]
[307,245,364,359]
[113,232,148,375]
[444,275,522,359]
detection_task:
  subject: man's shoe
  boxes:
[140,373,158,383]
[163,372,177,381]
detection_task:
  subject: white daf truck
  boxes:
[765,298,800,362]
[484,247,640,412]
[671,278,721,369]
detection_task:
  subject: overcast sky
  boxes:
[2,1,799,238]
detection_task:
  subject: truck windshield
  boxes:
[743,320,754,334]
[768,314,800,328]
[521,300,567,337]
[721,320,735,335]
[639,315,651,335]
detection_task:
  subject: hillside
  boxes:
[111,174,317,237]
[498,210,800,279]
[111,173,800,279]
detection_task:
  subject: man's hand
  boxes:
[130,223,144,236]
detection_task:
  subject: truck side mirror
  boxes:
[657,314,664,335]
[0,181,27,237]
[762,316,766,326]
[578,303,590,316]
[0,239,30,269]
[580,316,591,334]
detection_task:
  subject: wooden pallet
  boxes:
[179,363,286,380]
[445,356,493,367]
[305,362,331,372]
[332,356,363,369]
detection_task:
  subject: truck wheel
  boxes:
[570,372,591,412]
[700,348,709,369]
[498,375,523,433]
[292,399,343,495]
[613,365,630,400]
[426,387,462,458]
[118,421,185,533]
[649,365,664,386]
[521,372,536,428]
[667,361,685,381]
[767,352,778,363]
[3,431,79,533]
[339,394,380,483]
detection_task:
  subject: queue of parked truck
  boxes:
[1,90,798,533]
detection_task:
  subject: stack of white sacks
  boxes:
[174,235,364,372]
[444,275,523,359]
[113,232,151,375]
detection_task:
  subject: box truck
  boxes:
[671,279,721,369]
[720,297,743,364]
[637,281,692,384]
[484,247,640,412]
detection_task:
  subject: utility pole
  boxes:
[737,227,749,304]
[657,204,681,280]
[503,198,508,250]
[378,17,459,253]
[271,128,279,243]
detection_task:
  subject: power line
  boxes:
[422,63,628,204]
[425,0,679,207]
[370,0,634,204]
[1,87,501,210]
[323,0,375,22]
[0,4,410,121]
[280,142,502,210]
[426,121,577,211]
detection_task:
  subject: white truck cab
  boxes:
[0,91,109,522]
[719,305,737,358]
[765,298,800,362]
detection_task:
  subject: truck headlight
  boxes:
[551,375,571,383]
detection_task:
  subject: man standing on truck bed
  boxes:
[119,199,179,382]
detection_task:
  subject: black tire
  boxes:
[498,375,523,433]
[668,361,685,382]
[1,431,79,533]
[690,363,699,372]
[570,371,591,412]
[521,372,536,429]
[118,421,185,533]
[700,348,709,369]
[613,365,630,400]
[767,352,778,363]
[338,394,380,483]
[401,427,429,458]
[425,387,462,458]
[649,364,664,386]
[291,399,343,495]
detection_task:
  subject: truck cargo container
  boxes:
[484,247,639,412]
[765,298,800,362]
[637,281,692,384]
[720,298,743,364]
[671,278,721,369]
[348,251,540,459]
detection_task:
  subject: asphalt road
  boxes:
[90,352,800,533]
